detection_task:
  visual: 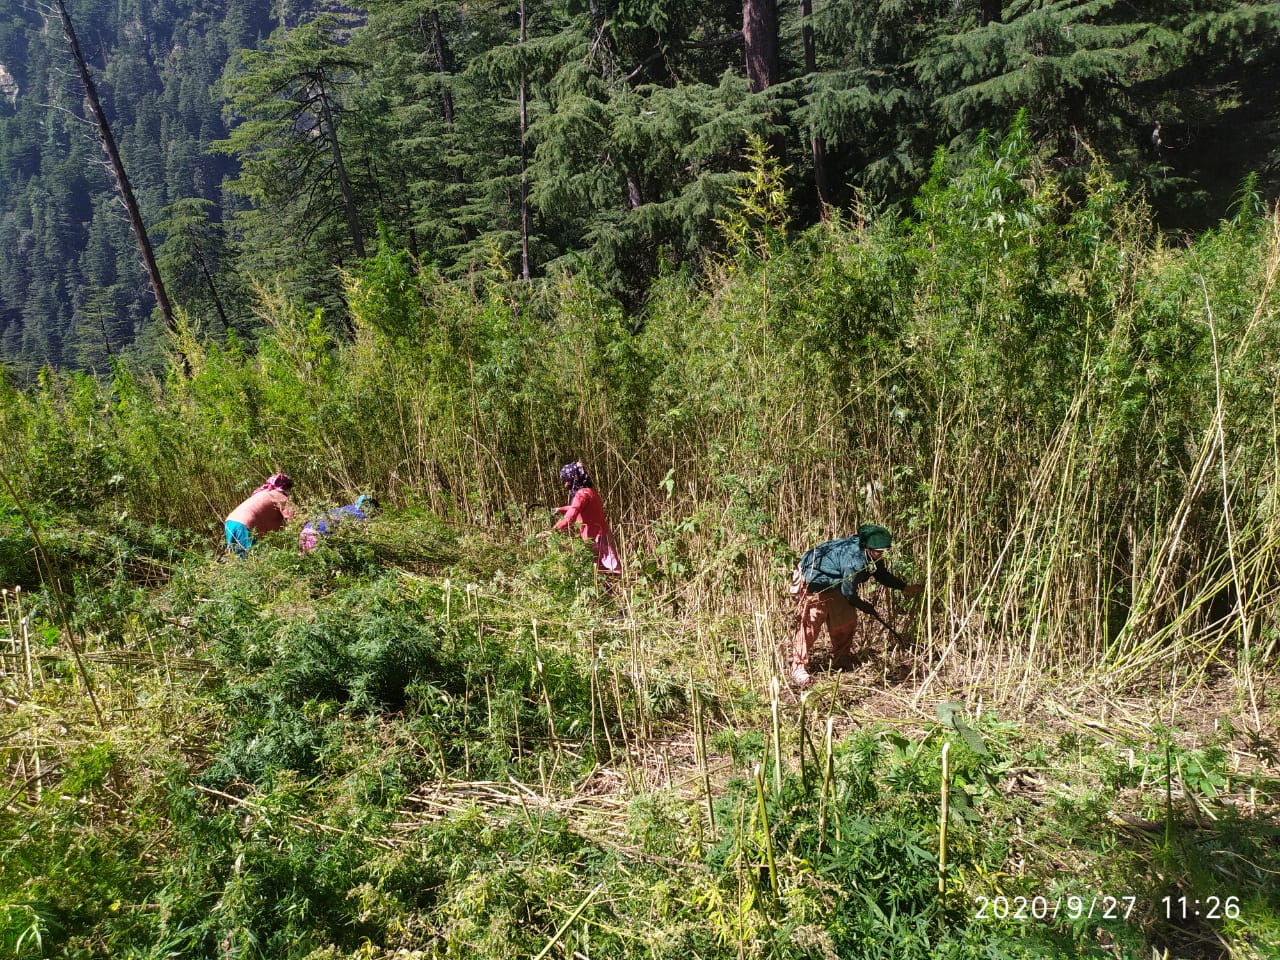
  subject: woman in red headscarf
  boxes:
[224,473,297,557]
[553,461,621,575]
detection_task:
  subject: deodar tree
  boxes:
[155,197,237,335]
[916,1,1280,215]
[215,15,368,305]
[742,0,779,93]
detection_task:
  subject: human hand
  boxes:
[902,583,925,597]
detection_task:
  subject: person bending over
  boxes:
[790,523,921,687]
[224,473,297,557]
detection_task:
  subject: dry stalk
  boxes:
[1202,277,1260,730]
[195,783,398,850]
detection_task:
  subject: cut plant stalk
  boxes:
[938,740,951,902]
[2,589,15,682]
[818,716,834,850]
[588,629,599,756]
[693,683,715,832]
[18,588,35,694]
[532,882,605,960]
[769,675,783,795]
[753,763,779,908]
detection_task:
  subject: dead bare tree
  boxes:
[49,0,188,375]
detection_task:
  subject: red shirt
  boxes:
[555,487,612,543]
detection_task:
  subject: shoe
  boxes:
[790,665,812,688]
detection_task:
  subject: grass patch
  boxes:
[2,522,1276,959]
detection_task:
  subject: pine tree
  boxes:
[353,0,485,260]
[510,0,775,298]
[155,197,237,334]
[794,0,941,204]
[918,0,1280,215]
[215,14,370,306]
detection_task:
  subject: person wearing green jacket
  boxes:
[790,524,922,687]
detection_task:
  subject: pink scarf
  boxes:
[255,473,292,493]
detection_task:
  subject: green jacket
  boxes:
[799,534,907,614]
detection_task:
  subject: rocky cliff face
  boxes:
[0,63,16,105]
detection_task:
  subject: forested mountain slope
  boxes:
[0,0,285,369]
[1,0,1278,374]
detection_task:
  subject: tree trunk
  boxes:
[430,9,457,128]
[429,7,471,243]
[53,0,186,373]
[980,0,1002,26]
[95,311,114,360]
[801,0,830,212]
[743,0,780,93]
[315,79,366,260]
[588,0,618,80]
[518,0,531,281]
[196,249,232,333]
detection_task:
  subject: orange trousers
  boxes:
[792,586,860,668]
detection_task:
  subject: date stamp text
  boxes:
[972,894,1137,922]
[973,894,1243,922]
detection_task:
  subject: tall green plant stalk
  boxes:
[938,740,951,901]
[693,684,716,832]
[818,716,835,850]
[588,629,599,757]
[2,163,1278,706]
[592,655,618,762]
[753,764,779,908]
[797,690,809,792]
[1163,741,1176,873]
[532,621,557,743]
[611,666,637,790]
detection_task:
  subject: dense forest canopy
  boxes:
[0,0,1278,374]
